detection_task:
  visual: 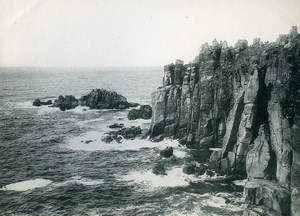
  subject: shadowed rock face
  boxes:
[150,26,300,215]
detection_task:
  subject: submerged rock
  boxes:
[160,146,173,158]
[152,163,166,175]
[128,105,152,120]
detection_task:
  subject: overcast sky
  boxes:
[0,0,299,67]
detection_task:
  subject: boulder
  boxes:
[160,146,173,158]
[128,105,152,120]
[127,109,140,120]
[152,163,166,175]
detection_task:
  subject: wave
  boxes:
[0,179,52,191]
[118,167,199,188]
[54,176,104,187]
[65,132,185,153]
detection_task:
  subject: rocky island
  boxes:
[33,88,139,111]
[149,26,300,216]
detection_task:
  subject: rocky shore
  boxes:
[149,27,300,216]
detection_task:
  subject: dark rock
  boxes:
[160,147,173,158]
[53,95,78,111]
[102,126,142,143]
[50,89,137,111]
[152,163,166,175]
[33,99,52,106]
[206,169,215,177]
[128,102,140,107]
[182,163,196,175]
[43,100,51,105]
[127,109,140,120]
[79,89,130,109]
[108,123,124,129]
[101,135,114,143]
[139,105,152,119]
[128,105,152,120]
[33,99,41,106]
[196,164,207,175]
[85,140,93,144]
[152,134,164,142]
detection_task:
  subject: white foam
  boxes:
[0,179,52,191]
[65,106,92,114]
[202,194,243,212]
[119,167,199,188]
[209,148,222,151]
[14,101,34,109]
[76,117,104,127]
[65,133,184,152]
[37,106,60,115]
[122,118,151,129]
[233,179,247,186]
[55,176,104,187]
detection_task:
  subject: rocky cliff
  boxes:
[149,26,300,216]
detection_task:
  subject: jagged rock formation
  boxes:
[33,89,139,111]
[149,26,300,215]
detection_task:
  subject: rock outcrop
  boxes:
[150,27,300,215]
[33,89,138,111]
[128,105,152,120]
[101,126,143,143]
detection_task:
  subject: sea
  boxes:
[0,67,244,216]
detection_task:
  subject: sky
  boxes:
[0,0,299,67]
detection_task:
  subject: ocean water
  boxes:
[0,67,244,216]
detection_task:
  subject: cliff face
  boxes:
[150,27,300,216]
